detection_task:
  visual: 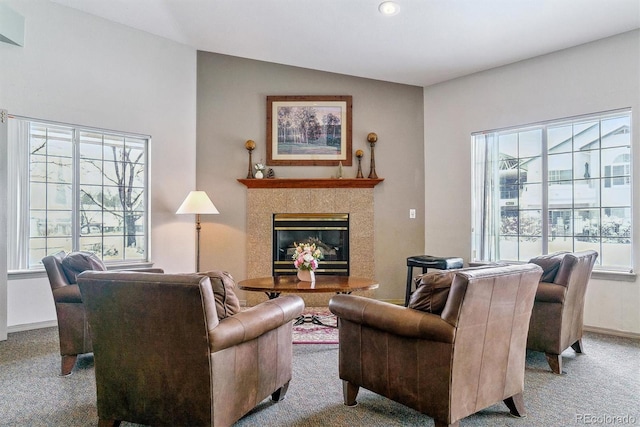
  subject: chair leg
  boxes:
[405,267,414,306]
[98,420,121,427]
[342,380,359,406]
[504,393,527,418]
[545,353,562,374]
[571,339,584,354]
[271,381,290,402]
[60,355,77,376]
[434,420,459,427]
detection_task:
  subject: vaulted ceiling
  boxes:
[51,0,640,86]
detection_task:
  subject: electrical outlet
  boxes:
[409,209,416,219]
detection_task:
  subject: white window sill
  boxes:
[591,270,636,282]
[8,261,156,281]
[469,261,636,282]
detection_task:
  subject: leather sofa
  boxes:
[78,271,305,427]
[329,264,542,427]
[527,250,598,374]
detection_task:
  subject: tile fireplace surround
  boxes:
[244,186,376,307]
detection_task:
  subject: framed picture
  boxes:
[266,95,352,166]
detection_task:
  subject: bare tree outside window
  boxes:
[78,132,146,262]
[7,117,149,270]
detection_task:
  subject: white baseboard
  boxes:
[584,325,640,340]
[8,320,57,333]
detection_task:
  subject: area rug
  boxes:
[292,307,338,344]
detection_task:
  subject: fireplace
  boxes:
[273,213,349,276]
[242,185,375,307]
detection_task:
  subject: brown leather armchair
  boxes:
[527,250,598,374]
[329,264,542,427]
[78,271,305,427]
[42,251,163,376]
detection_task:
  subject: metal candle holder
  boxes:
[367,132,378,179]
[355,149,364,178]
[245,140,256,179]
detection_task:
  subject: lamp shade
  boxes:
[176,191,220,215]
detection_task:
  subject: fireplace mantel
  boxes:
[237,178,384,189]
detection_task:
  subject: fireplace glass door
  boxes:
[273,213,349,276]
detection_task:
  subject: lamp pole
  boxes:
[195,213,202,272]
[176,191,220,273]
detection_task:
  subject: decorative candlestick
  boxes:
[245,140,256,179]
[367,132,378,179]
[355,149,364,178]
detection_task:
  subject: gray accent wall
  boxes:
[196,52,425,302]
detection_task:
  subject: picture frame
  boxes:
[266,95,352,166]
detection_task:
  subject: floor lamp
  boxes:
[176,191,219,272]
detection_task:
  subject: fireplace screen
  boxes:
[273,213,349,276]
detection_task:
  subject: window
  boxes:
[472,109,632,272]
[7,116,150,271]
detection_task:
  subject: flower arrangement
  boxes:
[254,162,266,178]
[292,242,323,271]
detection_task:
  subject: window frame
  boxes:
[471,108,633,273]
[7,114,151,273]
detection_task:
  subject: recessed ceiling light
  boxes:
[378,1,399,16]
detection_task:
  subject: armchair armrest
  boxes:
[535,281,566,303]
[51,284,83,303]
[209,295,304,352]
[329,294,455,344]
[59,269,163,302]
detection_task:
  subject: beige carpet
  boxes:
[1,327,638,426]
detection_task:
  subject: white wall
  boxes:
[0,0,198,331]
[0,112,7,339]
[424,30,640,335]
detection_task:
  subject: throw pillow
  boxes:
[408,270,456,315]
[528,252,568,283]
[61,251,106,284]
[202,270,241,320]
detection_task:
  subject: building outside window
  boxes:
[472,109,632,272]
[7,116,150,271]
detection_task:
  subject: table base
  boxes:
[294,313,337,328]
